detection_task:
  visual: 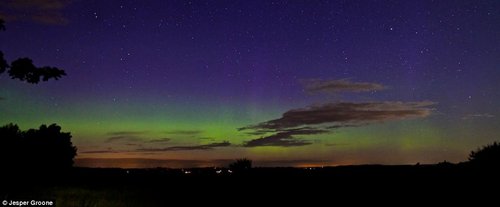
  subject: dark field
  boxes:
[1,164,498,206]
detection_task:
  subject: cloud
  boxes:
[462,113,495,120]
[301,79,386,94]
[80,150,120,154]
[107,131,147,136]
[198,137,216,141]
[0,0,72,25]
[164,130,202,136]
[105,132,172,145]
[242,129,276,136]
[240,101,435,147]
[74,158,333,168]
[324,143,348,147]
[243,127,328,147]
[105,136,143,143]
[240,101,435,131]
[125,143,142,146]
[74,158,236,169]
[138,141,231,152]
[147,138,172,143]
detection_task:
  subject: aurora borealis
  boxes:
[1,0,499,168]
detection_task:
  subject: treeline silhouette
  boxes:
[0,123,77,174]
[0,122,499,201]
[468,141,500,168]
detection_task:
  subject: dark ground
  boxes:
[1,164,498,206]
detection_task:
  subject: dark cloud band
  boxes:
[138,141,231,151]
[243,127,328,147]
[0,0,71,25]
[301,79,386,94]
[240,101,435,147]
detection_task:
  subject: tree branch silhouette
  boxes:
[0,18,66,84]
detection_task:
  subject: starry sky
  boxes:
[1,0,499,168]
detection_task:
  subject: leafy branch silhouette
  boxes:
[0,19,66,84]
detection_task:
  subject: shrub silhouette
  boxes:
[468,142,500,167]
[0,18,66,84]
[0,123,77,173]
[229,158,252,172]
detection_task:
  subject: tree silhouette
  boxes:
[0,18,66,84]
[468,142,500,167]
[0,19,74,175]
[0,123,77,173]
[229,158,252,172]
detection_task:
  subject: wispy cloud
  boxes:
[104,131,152,143]
[240,101,435,147]
[138,141,231,151]
[74,158,334,168]
[462,113,495,120]
[243,127,328,147]
[80,150,121,154]
[164,130,202,136]
[198,137,216,141]
[107,131,148,136]
[125,143,142,146]
[301,79,386,94]
[0,0,72,25]
[105,136,143,143]
[147,138,172,143]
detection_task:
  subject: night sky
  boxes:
[1,0,499,168]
